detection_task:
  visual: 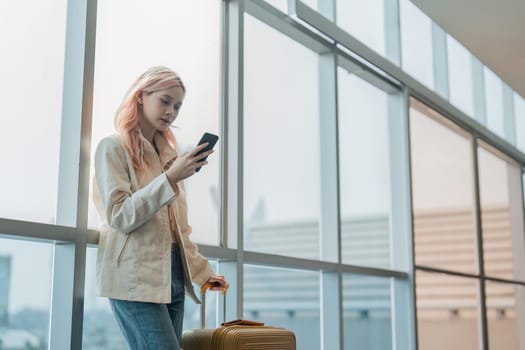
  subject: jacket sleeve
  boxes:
[94,137,178,234]
[181,223,214,286]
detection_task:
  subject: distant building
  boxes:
[0,328,41,350]
[243,207,516,350]
[0,255,10,327]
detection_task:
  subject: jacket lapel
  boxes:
[154,132,178,170]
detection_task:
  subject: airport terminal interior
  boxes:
[1,0,525,349]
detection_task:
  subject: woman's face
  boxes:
[139,85,185,132]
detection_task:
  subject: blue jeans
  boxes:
[110,247,186,350]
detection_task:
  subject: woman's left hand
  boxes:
[207,274,228,292]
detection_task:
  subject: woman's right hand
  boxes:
[165,143,214,184]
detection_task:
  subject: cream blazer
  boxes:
[93,132,213,304]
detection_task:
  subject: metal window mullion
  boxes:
[49,0,97,348]
[220,0,229,253]
[198,245,238,261]
[432,23,449,100]
[471,137,489,350]
[316,4,341,349]
[222,0,245,322]
[503,83,516,145]
[389,87,417,350]
[515,168,525,349]
[319,49,342,350]
[242,250,408,278]
[512,165,525,284]
[505,160,525,349]
[471,56,487,126]
[0,219,76,243]
[384,0,401,66]
[415,265,480,279]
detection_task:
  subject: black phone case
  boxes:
[195,132,219,172]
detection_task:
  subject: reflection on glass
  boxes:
[336,0,385,56]
[410,99,478,274]
[83,248,218,349]
[88,0,221,245]
[478,144,525,281]
[338,69,391,269]
[244,265,320,350]
[0,238,52,349]
[0,1,66,224]
[416,271,480,350]
[514,93,525,153]
[484,67,505,138]
[244,15,321,259]
[485,281,525,350]
[400,0,434,88]
[343,274,392,350]
[447,35,474,117]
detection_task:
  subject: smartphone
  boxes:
[195,132,219,172]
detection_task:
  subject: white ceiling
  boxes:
[410,0,525,99]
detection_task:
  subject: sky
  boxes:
[0,0,522,317]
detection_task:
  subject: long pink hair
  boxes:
[115,66,186,171]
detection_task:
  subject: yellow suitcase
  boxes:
[182,282,296,350]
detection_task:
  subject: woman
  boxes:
[93,66,227,349]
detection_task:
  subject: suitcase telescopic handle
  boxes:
[200,281,230,329]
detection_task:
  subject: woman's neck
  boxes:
[138,119,156,144]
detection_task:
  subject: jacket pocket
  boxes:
[116,234,131,266]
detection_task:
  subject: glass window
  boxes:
[244,265,320,350]
[514,93,525,153]
[484,67,505,138]
[447,36,474,117]
[416,271,480,350]
[410,99,478,275]
[400,0,434,89]
[336,0,385,56]
[244,15,321,260]
[337,69,391,269]
[485,281,525,350]
[88,0,222,245]
[0,237,53,349]
[83,247,219,349]
[478,144,525,282]
[0,1,67,224]
[343,274,392,350]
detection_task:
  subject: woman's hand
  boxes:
[165,143,214,184]
[207,274,228,292]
